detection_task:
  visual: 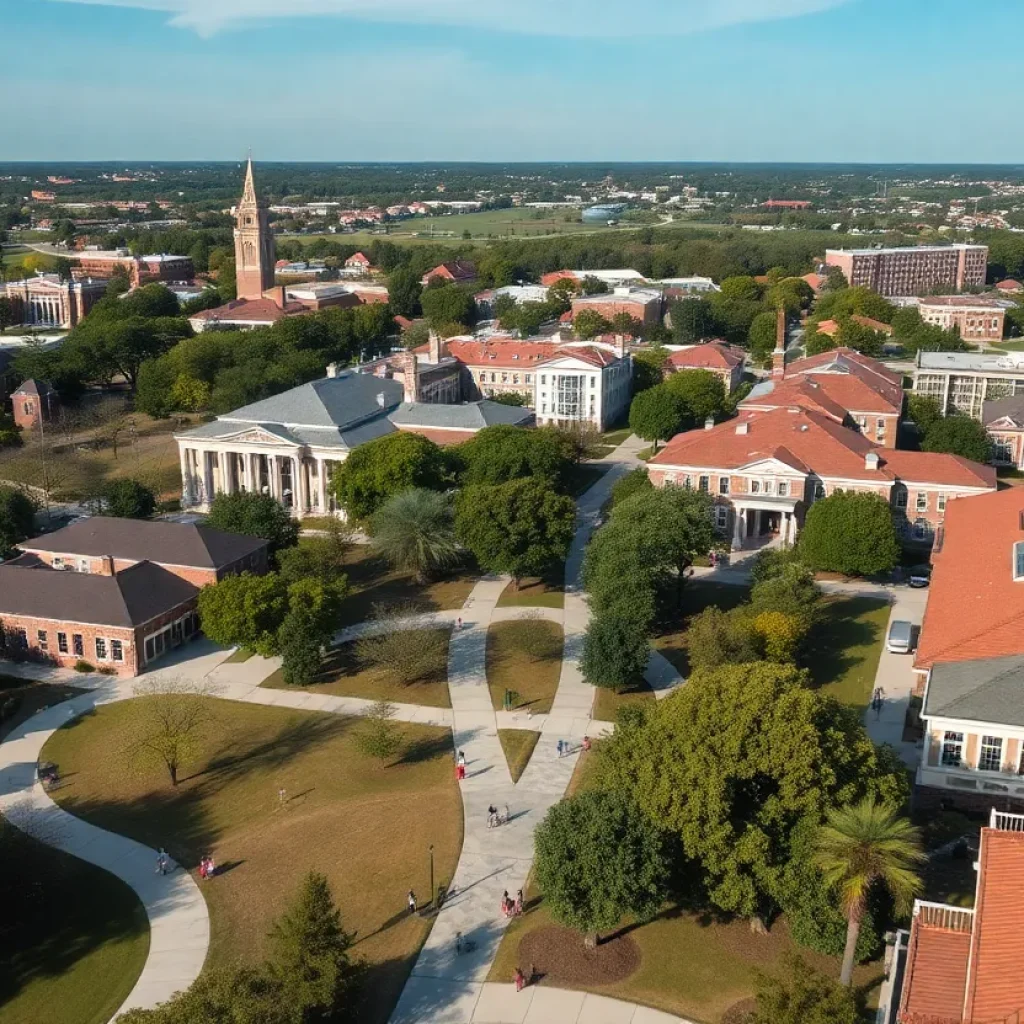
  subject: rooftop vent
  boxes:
[376,392,386,408]
[705,416,715,431]
[799,424,809,432]
[865,451,880,470]
[735,421,750,435]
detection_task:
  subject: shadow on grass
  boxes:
[396,733,453,767]
[806,596,887,703]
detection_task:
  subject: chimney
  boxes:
[273,285,287,309]
[704,416,715,431]
[402,351,419,403]
[614,333,628,358]
[326,362,339,378]
[428,329,444,364]
[98,555,115,576]
[772,307,787,379]
[865,451,880,471]
[735,421,750,435]
[376,391,386,408]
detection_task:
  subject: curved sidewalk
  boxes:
[0,681,209,1020]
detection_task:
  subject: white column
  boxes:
[295,458,307,513]
[732,507,744,550]
[317,458,327,513]
[179,446,192,505]
[273,456,284,503]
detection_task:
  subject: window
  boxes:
[714,506,729,528]
[750,480,761,494]
[1015,541,1024,580]
[913,519,929,541]
[895,489,908,510]
[877,418,886,433]
[719,477,730,495]
[979,735,1004,773]
[57,632,68,654]
[763,480,774,495]
[73,634,83,656]
[23,401,34,416]
[778,481,788,497]
[540,375,547,385]
[525,375,532,384]
[14,628,27,648]
[915,492,928,513]
[111,640,124,663]
[814,481,825,500]
[37,630,47,651]
[95,638,108,661]
[937,493,947,512]
[590,377,596,388]
[941,731,963,767]
[77,558,89,573]
[993,438,1014,464]
[857,416,867,430]
[698,475,709,492]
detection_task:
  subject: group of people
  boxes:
[199,853,216,879]
[487,804,509,828]
[556,736,591,759]
[500,888,524,918]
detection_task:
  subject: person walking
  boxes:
[155,848,168,875]
[457,750,466,769]
[408,890,417,915]
[556,739,564,758]
[514,967,525,992]
[455,931,463,955]
[515,888,524,916]
[456,761,466,781]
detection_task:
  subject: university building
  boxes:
[824,244,988,296]
[917,295,1011,342]
[1,273,106,329]
[914,349,1024,420]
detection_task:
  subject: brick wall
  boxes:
[0,613,139,675]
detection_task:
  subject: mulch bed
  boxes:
[517,925,641,987]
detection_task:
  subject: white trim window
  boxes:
[750,479,761,494]
[915,492,928,513]
[979,735,1004,773]
[941,731,963,767]
[698,475,709,493]
[111,639,124,663]
[937,493,947,513]
[895,489,908,510]
[778,481,788,497]
[95,638,108,661]
[1015,541,1024,581]
[714,506,729,529]
[719,477,730,495]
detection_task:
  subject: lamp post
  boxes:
[429,844,435,910]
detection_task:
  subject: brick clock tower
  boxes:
[233,158,275,300]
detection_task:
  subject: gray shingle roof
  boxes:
[0,560,197,628]
[983,395,1024,428]
[20,518,266,569]
[201,372,405,431]
[925,655,1024,727]
[388,401,535,430]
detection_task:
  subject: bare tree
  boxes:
[355,604,448,687]
[124,678,215,786]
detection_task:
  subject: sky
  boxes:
[2,0,1022,162]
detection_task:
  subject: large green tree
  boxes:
[331,432,448,520]
[0,486,36,556]
[670,297,718,343]
[573,309,611,340]
[628,384,689,451]
[534,791,668,948]
[457,425,571,488]
[103,478,156,519]
[197,572,289,658]
[749,310,780,363]
[814,799,924,986]
[205,491,299,554]
[455,477,575,587]
[386,266,423,318]
[420,283,475,331]
[797,491,900,577]
[663,368,728,423]
[598,662,908,919]
[580,613,651,692]
[369,488,460,583]
[921,414,993,463]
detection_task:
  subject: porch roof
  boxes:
[925,654,1024,727]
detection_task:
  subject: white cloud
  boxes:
[50,0,853,38]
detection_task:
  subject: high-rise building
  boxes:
[824,243,988,296]
[233,158,275,300]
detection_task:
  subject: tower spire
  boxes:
[241,155,258,208]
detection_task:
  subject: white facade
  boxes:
[533,345,632,431]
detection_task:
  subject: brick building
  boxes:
[917,295,1010,342]
[824,244,988,296]
[1,273,106,329]
[647,407,994,550]
[983,394,1024,467]
[571,287,663,326]
[420,261,477,287]
[11,379,58,431]
[896,811,1024,1024]
[912,488,1024,810]
[663,342,744,392]
[740,347,904,448]
[70,251,194,287]
[0,518,268,675]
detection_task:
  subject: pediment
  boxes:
[987,416,1024,431]
[219,426,297,446]
[736,457,805,476]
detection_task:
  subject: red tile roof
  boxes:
[816,318,840,337]
[881,450,995,489]
[544,345,619,369]
[423,260,476,283]
[540,270,578,287]
[995,279,1022,292]
[438,339,556,369]
[740,377,852,424]
[793,347,903,387]
[189,297,305,323]
[916,488,1024,669]
[665,342,743,372]
[899,913,972,1024]
[802,272,826,292]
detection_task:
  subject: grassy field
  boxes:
[486,620,563,715]
[262,628,453,708]
[807,596,890,713]
[334,547,477,626]
[592,677,655,723]
[42,697,463,1024]
[487,746,881,1023]
[498,730,541,783]
[0,828,150,1024]
[0,412,192,503]
[495,571,564,609]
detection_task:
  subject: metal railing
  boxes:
[913,900,975,933]
[991,808,1024,832]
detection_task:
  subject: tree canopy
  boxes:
[598,662,908,918]
[0,486,36,556]
[331,432,449,520]
[580,613,652,691]
[454,477,575,586]
[456,425,571,488]
[663,368,728,423]
[797,491,901,577]
[921,414,993,463]
[534,790,668,947]
[103,478,156,519]
[369,488,460,583]
[628,385,689,450]
[205,491,299,554]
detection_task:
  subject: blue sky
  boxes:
[2,0,1021,162]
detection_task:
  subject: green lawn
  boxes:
[262,628,453,708]
[333,547,477,626]
[487,620,563,714]
[807,596,890,713]
[223,648,253,664]
[592,677,655,722]
[495,570,565,609]
[600,428,632,447]
[498,730,541,783]
[0,826,150,1024]
[42,698,463,1024]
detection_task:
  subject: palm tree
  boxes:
[369,488,461,583]
[813,797,925,986]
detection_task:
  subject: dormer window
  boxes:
[1014,541,1024,581]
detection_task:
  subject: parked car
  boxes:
[886,619,916,655]
[908,565,931,588]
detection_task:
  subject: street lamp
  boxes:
[429,844,435,910]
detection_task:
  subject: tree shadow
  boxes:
[395,734,453,766]
[805,596,886,694]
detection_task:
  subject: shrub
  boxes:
[686,606,760,672]
[610,467,653,507]
[74,660,95,673]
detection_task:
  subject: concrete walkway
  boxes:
[464,983,693,1023]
